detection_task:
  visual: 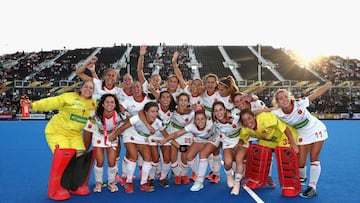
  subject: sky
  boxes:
[1,0,359,60]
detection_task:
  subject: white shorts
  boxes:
[193,134,214,144]
[167,125,193,146]
[84,121,119,148]
[210,133,239,149]
[122,126,150,145]
[148,131,171,146]
[297,126,328,145]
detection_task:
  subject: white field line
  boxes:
[243,185,265,203]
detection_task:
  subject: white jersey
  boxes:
[249,99,267,111]
[167,110,195,145]
[123,115,165,144]
[211,110,241,149]
[160,87,184,101]
[117,87,132,104]
[271,97,328,145]
[121,96,155,116]
[184,119,214,143]
[92,78,120,103]
[218,95,234,111]
[184,87,203,107]
[148,104,174,146]
[202,90,220,117]
[84,111,124,148]
[142,80,161,95]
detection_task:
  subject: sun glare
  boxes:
[288,49,324,67]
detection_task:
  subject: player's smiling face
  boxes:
[195,113,206,129]
[80,81,94,99]
[103,96,116,112]
[213,104,226,121]
[241,112,255,129]
[178,95,189,109]
[146,106,159,123]
[276,91,291,108]
[205,76,217,92]
[159,92,171,108]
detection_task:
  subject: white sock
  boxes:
[160,162,171,180]
[140,161,152,185]
[208,154,214,172]
[197,158,208,183]
[187,159,197,175]
[180,162,189,176]
[107,166,117,184]
[149,161,159,180]
[126,160,136,183]
[268,156,273,177]
[115,156,120,174]
[213,155,222,176]
[234,173,243,185]
[94,165,103,184]
[171,162,181,176]
[309,161,321,190]
[299,166,307,179]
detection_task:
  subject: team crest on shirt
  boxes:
[298,138,303,143]
[97,139,101,144]
[232,124,237,128]
[88,124,92,128]
[261,129,268,135]
[167,112,171,117]
[185,118,189,122]
[214,98,218,102]
[297,109,303,114]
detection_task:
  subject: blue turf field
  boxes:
[0,120,359,203]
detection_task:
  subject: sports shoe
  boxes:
[50,188,70,201]
[267,177,276,188]
[230,184,240,195]
[300,177,307,186]
[115,173,125,186]
[124,182,134,193]
[174,176,181,185]
[190,172,197,182]
[159,179,170,188]
[140,183,154,192]
[210,175,220,184]
[182,176,190,185]
[300,186,317,198]
[108,183,119,193]
[148,179,155,187]
[226,175,234,188]
[205,171,214,179]
[69,185,90,195]
[190,181,204,192]
[93,182,102,193]
[240,177,247,186]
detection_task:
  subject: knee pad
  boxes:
[245,144,272,189]
[275,146,301,197]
